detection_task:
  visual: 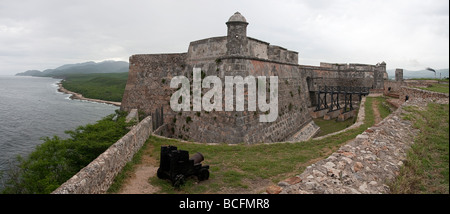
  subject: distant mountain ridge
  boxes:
[15,61,129,77]
[16,62,447,80]
[386,68,449,79]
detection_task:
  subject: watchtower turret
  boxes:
[226,12,249,56]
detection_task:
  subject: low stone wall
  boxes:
[399,86,449,103]
[384,81,404,94]
[323,109,344,120]
[337,109,356,121]
[279,109,417,194]
[286,120,320,142]
[52,116,153,194]
[267,93,448,194]
[384,80,443,95]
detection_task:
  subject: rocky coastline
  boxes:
[57,81,121,107]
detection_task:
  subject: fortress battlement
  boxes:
[121,12,386,144]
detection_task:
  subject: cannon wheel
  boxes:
[157,168,165,179]
[198,168,210,181]
[173,174,185,188]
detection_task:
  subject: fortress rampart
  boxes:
[121,12,386,144]
[52,116,153,194]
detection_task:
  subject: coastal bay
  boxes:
[0,76,118,173]
[57,81,121,107]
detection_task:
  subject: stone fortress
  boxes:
[52,13,449,194]
[54,12,448,194]
[121,12,388,144]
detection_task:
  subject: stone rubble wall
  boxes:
[384,80,404,94]
[399,86,449,103]
[268,92,448,194]
[384,79,443,96]
[52,116,153,194]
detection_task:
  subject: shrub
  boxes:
[0,110,134,194]
[186,116,192,123]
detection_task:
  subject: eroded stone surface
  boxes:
[276,97,448,194]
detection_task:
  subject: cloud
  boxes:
[0,0,448,75]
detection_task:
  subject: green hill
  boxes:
[61,72,129,102]
[15,61,128,77]
[15,60,130,102]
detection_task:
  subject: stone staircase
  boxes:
[385,92,399,99]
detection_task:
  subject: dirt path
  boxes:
[118,144,160,194]
[118,165,159,194]
[372,99,383,124]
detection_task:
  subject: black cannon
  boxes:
[157,145,210,187]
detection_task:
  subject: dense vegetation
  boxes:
[0,110,134,194]
[15,61,130,102]
[61,72,128,102]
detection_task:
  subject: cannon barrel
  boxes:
[189,152,204,164]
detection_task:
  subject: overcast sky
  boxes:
[0,0,448,75]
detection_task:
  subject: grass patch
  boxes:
[374,96,394,119]
[364,97,375,124]
[410,78,449,83]
[61,72,128,102]
[417,83,449,94]
[389,103,449,194]
[139,97,378,193]
[313,116,356,137]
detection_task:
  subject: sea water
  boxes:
[0,76,118,173]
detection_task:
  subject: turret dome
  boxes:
[227,12,248,24]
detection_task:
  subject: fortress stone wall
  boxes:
[399,86,449,103]
[383,68,445,101]
[305,62,386,90]
[122,53,187,117]
[301,62,386,107]
[121,12,386,144]
[121,12,314,144]
[52,116,153,194]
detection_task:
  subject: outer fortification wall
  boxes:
[120,12,316,144]
[120,12,386,144]
[52,116,153,194]
[121,53,187,125]
[301,62,386,108]
[166,57,313,144]
[399,86,449,103]
[302,62,386,92]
